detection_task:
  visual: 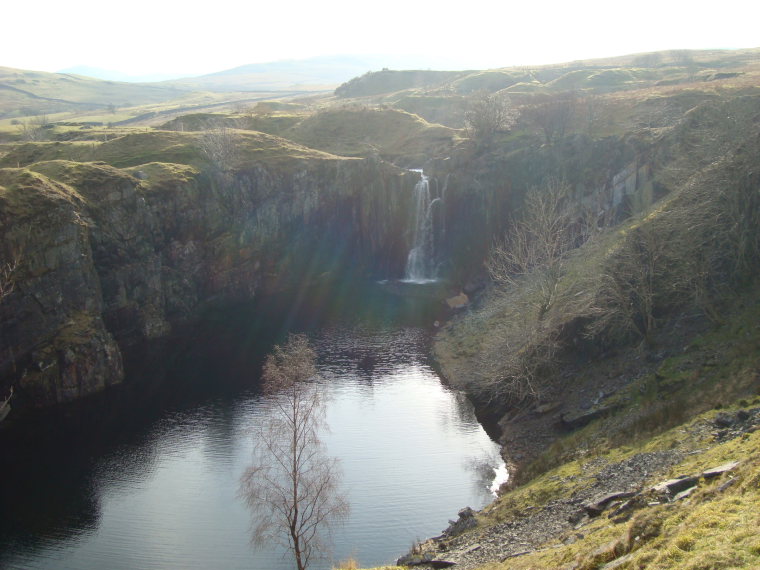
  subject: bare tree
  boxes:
[476,180,598,404]
[17,114,50,141]
[0,256,20,303]
[487,179,593,318]
[239,334,348,570]
[464,90,518,150]
[197,119,238,174]
[524,91,577,144]
[1,227,30,306]
[588,220,668,347]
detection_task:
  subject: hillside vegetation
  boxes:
[399,53,760,570]
[319,49,760,570]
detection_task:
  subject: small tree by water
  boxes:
[239,334,349,570]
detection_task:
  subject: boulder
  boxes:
[713,412,736,428]
[651,476,698,497]
[702,460,740,479]
[445,292,469,310]
[561,403,622,430]
[396,552,456,568]
[534,401,561,415]
[673,487,697,501]
[583,491,637,517]
[443,507,477,537]
[397,553,433,567]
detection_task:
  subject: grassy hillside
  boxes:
[387,55,760,570]
[0,66,191,118]
[404,286,760,570]
[336,48,760,98]
[283,106,459,166]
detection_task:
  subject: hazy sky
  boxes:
[3,0,758,77]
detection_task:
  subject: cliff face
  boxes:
[428,134,656,283]
[0,157,416,407]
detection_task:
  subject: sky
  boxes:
[3,0,759,78]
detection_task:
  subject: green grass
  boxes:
[0,166,84,217]
[284,106,457,165]
[1,128,346,171]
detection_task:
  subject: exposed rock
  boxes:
[428,560,456,569]
[462,276,486,296]
[710,409,760,442]
[651,476,699,497]
[1,158,417,407]
[713,412,736,428]
[443,507,477,537]
[501,550,533,560]
[534,401,561,415]
[561,403,623,431]
[702,460,740,479]
[397,552,434,567]
[445,292,469,310]
[583,491,637,517]
[673,487,697,501]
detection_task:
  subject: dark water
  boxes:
[0,285,504,569]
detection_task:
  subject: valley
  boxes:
[2,47,760,569]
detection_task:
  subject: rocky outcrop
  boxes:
[0,167,124,405]
[0,156,417,407]
[427,134,656,282]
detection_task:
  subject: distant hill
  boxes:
[160,54,461,92]
[1,55,448,119]
[334,47,760,98]
[58,66,186,83]
[0,66,190,118]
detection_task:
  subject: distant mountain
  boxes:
[160,54,469,92]
[58,66,188,83]
[57,54,477,90]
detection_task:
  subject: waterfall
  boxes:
[404,173,442,282]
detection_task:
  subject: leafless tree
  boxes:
[239,334,349,570]
[464,90,518,149]
[633,52,663,68]
[197,119,238,174]
[476,180,598,403]
[17,114,50,141]
[1,226,31,306]
[589,223,667,347]
[524,91,577,144]
[0,256,20,303]
[487,179,593,318]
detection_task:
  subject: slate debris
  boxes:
[399,451,683,569]
[395,406,756,570]
[583,491,637,517]
[712,407,760,441]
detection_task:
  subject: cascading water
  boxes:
[404,172,442,282]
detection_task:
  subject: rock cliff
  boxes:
[0,155,416,407]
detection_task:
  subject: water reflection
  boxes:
[1,315,504,569]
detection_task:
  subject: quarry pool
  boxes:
[0,297,504,569]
